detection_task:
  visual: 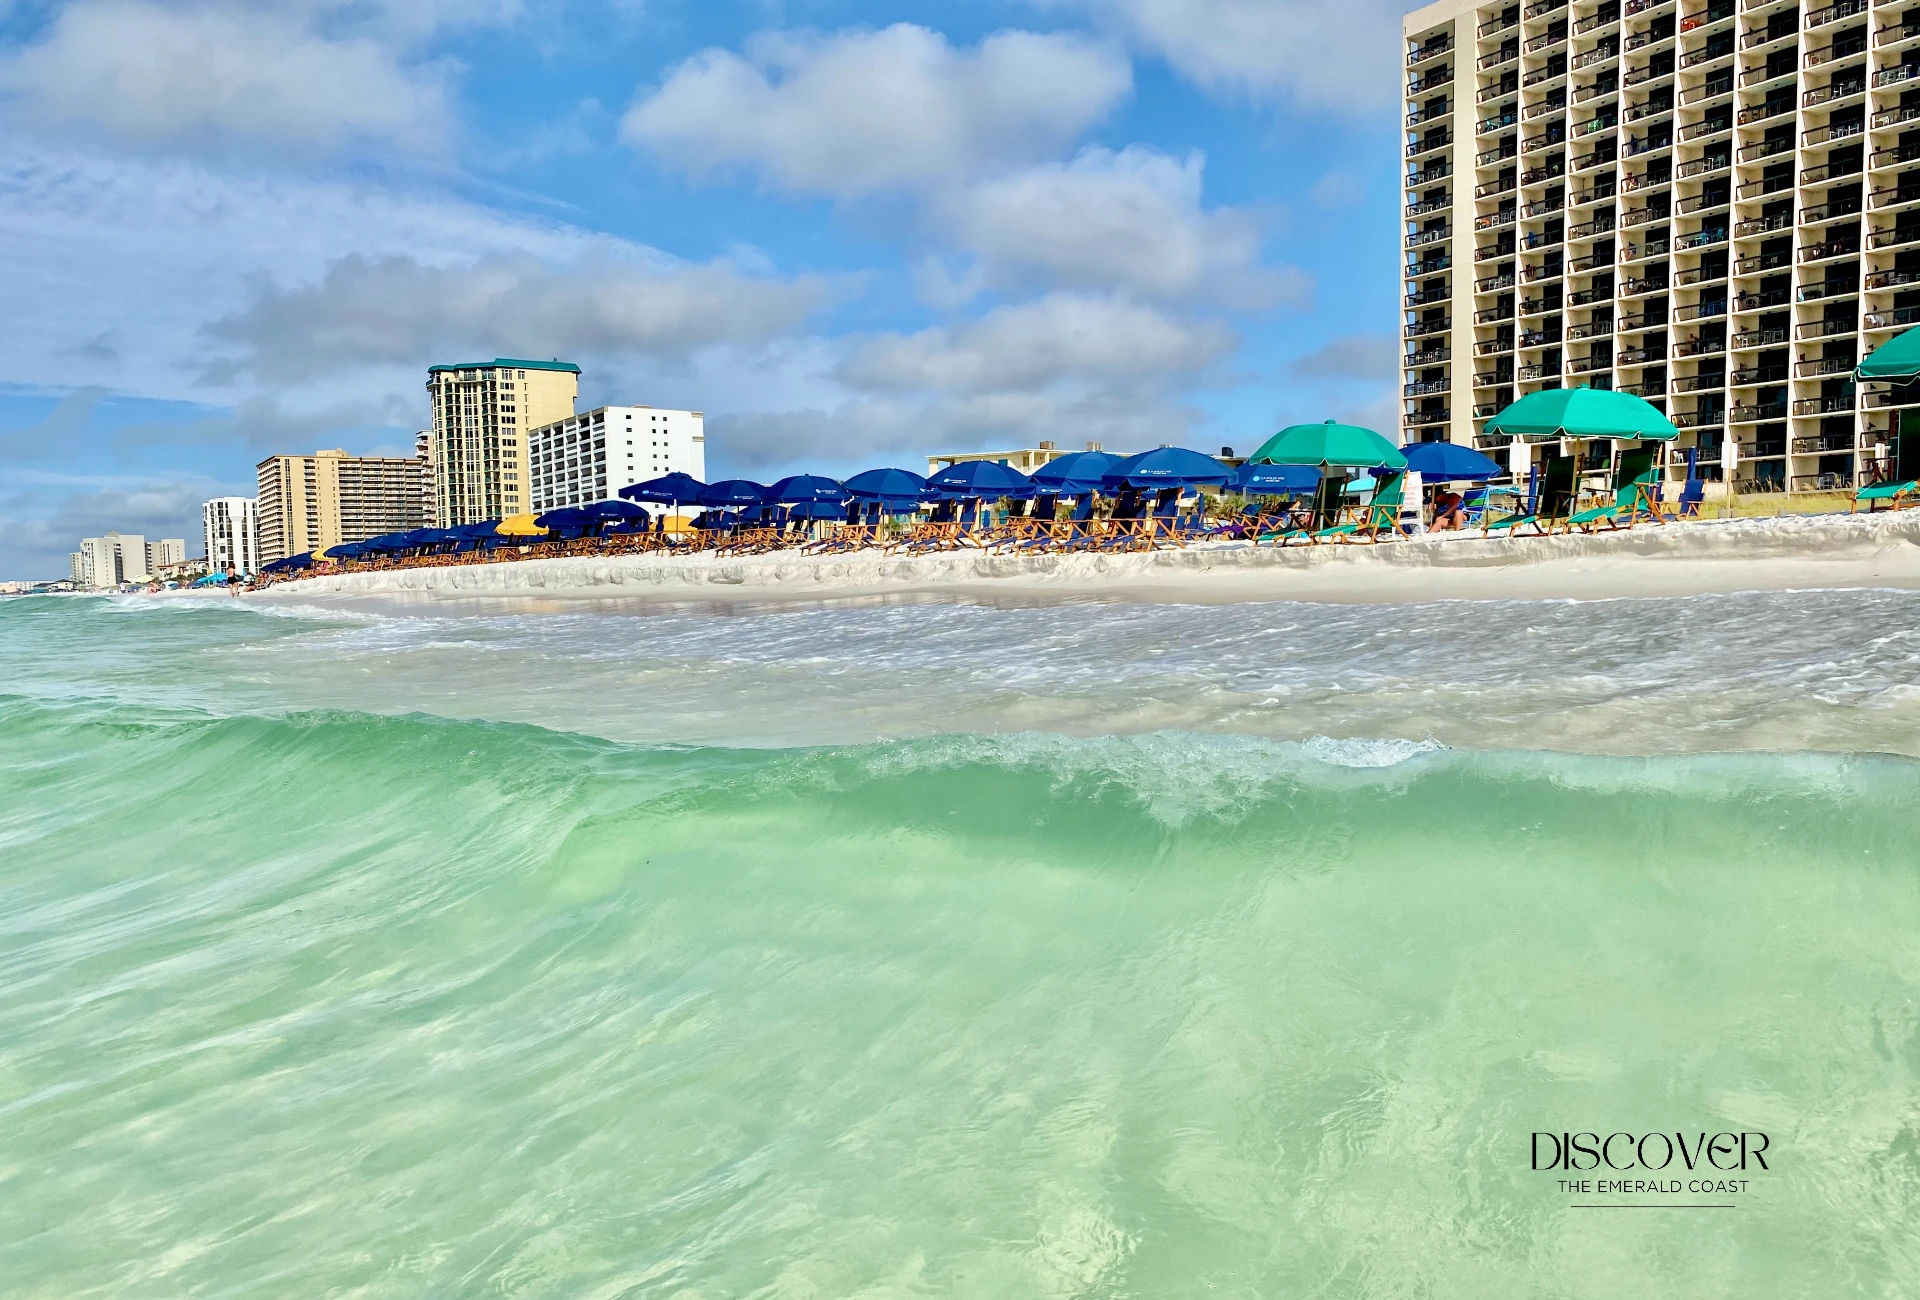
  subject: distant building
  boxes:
[528,405,706,513]
[73,532,148,587]
[146,538,186,573]
[926,440,1091,478]
[203,496,260,576]
[426,358,580,525]
[414,431,435,523]
[256,449,428,564]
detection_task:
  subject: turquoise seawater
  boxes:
[3,594,1919,1296]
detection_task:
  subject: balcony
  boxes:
[1474,177,1518,199]
[1474,338,1516,356]
[1803,120,1864,149]
[1406,195,1450,217]
[1408,36,1454,67]
[1617,380,1666,396]
[1409,67,1457,94]
[1872,61,1920,90]
[1795,356,1856,378]
[1674,336,1728,357]
[1677,153,1732,180]
[1740,20,1799,49]
[1478,109,1520,136]
[1519,292,1564,315]
[1675,299,1730,322]
[1520,230,1566,251]
[1573,110,1619,137]
[1617,309,1668,331]
[1405,318,1451,339]
[1736,137,1792,164]
[1868,224,1920,249]
[1478,141,1520,167]
[1871,143,1920,172]
[1524,29,1569,54]
[1808,0,1867,30]
[1524,0,1568,16]
[1866,306,1920,330]
[1728,364,1787,385]
[1792,395,1856,415]
[1681,37,1736,70]
[1406,284,1452,306]
[1572,42,1622,71]
[1872,103,1920,130]
[1799,196,1862,223]
[1671,411,1726,429]
[1567,353,1614,374]
[1680,0,1736,29]
[1876,18,1920,47]
[1621,203,1670,227]
[1516,363,1552,381]
[1799,159,1862,185]
[1572,146,1617,171]
[1567,214,1618,239]
[1616,346,1662,365]
[1405,407,1453,425]
[1474,209,1517,231]
[1407,160,1452,186]
[1475,241,1517,263]
[1676,228,1728,250]
[1476,270,1518,293]
[1475,305,1517,323]
[1621,272,1671,295]
[1570,179,1618,206]
[1795,318,1856,341]
[1731,326,1788,348]
[1798,279,1860,301]
[1798,236,1862,262]
[1732,214,1792,239]
[1804,32,1871,68]
[1792,437,1858,458]
[1732,287,1791,309]
[1406,343,1451,366]
[1406,227,1454,250]
[1408,132,1455,158]
[1521,196,1566,218]
[1478,44,1521,73]
[1518,328,1565,348]
[1677,191,1730,215]
[1736,97,1796,125]
[1729,401,1791,422]
[1407,253,1453,276]
[1404,378,1453,396]
[1519,160,1568,185]
[1803,77,1867,109]
[1568,284,1611,306]
[1568,318,1616,340]
[1473,369,1514,387]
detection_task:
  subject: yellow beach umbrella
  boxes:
[495,513,550,537]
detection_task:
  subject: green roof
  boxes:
[427,358,581,375]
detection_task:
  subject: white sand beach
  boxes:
[251,510,1920,608]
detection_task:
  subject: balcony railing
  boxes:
[1736,97,1795,125]
[1803,120,1864,149]
[1567,214,1618,239]
[1792,435,1859,454]
[1674,336,1727,357]
[1731,327,1788,348]
[1740,21,1798,49]
[1876,19,1920,46]
[1406,196,1449,217]
[1475,305,1517,323]
[1408,36,1454,67]
[1524,29,1569,54]
[1732,214,1791,238]
[1736,137,1792,163]
[1405,407,1453,425]
[1407,254,1453,276]
[1474,177,1517,199]
[1408,101,1453,127]
[1621,273,1671,295]
[1796,317,1856,340]
[1475,241,1517,263]
[1477,13,1519,38]
[1729,365,1787,385]
[1797,279,1860,301]
[1478,45,1521,73]
[1617,380,1665,397]
[1621,203,1670,226]
[1478,109,1520,135]
[1677,153,1730,179]
[1478,78,1520,105]
[1567,353,1614,374]
[1521,196,1566,218]
[1733,288,1791,310]
[1570,180,1618,206]
[1406,227,1453,249]
[1405,318,1451,339]
[1675,299,1729,322]
[1476,271,1518,293]
[1408,68,1456,94]
[1729,402,1791,422]
[1568,318,1616,340]
[1406,285,1452,306]
[1803,78,1866,108]
[1617,310,1668,331]
[1800,160,1862,185]
[1794,356,1856,377]
[1804,34,1871,68]
[1792,395,1856,415]
[1798,237,1862,262]
[1474,338,1515,356]
[1872,62,1920,89]
[1573,42,1622,71]
[1616,346,1662,365]
[1474,210,1517,231]
[1407,161,1452,186]
[1405,344,1451,366]
[1868,224,1920,249]
[1799,197,1862,223]
[1677,191,1730,214]
[1408,132,1455,157]
[1404,379,1453,396]
[1872,103,1920,130]
[1473,370,1514,387]
[1866,306,1920,330]
[1808,0,1867,30]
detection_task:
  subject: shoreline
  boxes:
[247,510,1920,610]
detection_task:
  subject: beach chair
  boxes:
[1569,447,1662,532]
[1485,455,1577,535]
[1855,427,1920,511]
[1316,472,1407,543]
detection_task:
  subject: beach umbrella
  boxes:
[1856,325,1920,380]
[1401,440,1505,480]
[698,479,769,507]
[770,474,849,504]
[579,499,650,522]
[535,506,603,539]
[496,513,550,537]
[260,553,312,574]
[1252,420,1409,469]
[844,467,928,501]
[1102,446,1233,490]
[781,500,848,520]
[1481,386,1678,440]
[1030,450,1122,494]
[621,472,706,504]
[1233,462,1321,494]
[925,459,1033,498]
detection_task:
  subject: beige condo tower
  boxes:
[425,358,580,526]
[1402,0,1919,495]
[256,449,428,564]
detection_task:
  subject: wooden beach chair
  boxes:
[1316,472,1407,543]
[1484,455,1577,536]
[1569,447,1662,532]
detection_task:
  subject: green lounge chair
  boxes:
[1570,447,1661,531]
[1316,472,1407,542]
[1485,454,1577,535]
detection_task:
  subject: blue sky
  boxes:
[0,0,1415,576]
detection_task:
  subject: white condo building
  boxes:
[1402,0,1920,495]
[72,532,148,587]
[203,497,260,576]
[527,406,706,513]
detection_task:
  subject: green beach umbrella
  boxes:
[1481,385,1678,440]
[1251,420,1408,469]
[1856,325,1920,381]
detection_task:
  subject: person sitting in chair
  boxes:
[1431,489,1467,531]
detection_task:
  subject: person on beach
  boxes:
[1431,489,1467,531]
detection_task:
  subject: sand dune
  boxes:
[256,511,1920,607]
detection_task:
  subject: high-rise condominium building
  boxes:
[71,532,150,587]
[1402,0,1920,495]
[203,496,260,576]
[527,406,706,513]
[256,449,428,564]
[425,359,580,525]
[414,431,435,523]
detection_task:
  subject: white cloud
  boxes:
[0,1,456,156]
[1066,0,1411,112]
[622,24,1132,196]
[838,293,1232,396]
[1290,333,1399,381]
[203,251,831,384]
[931,146,1306,308]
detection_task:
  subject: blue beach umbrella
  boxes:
[535,507,602,539]
[1401,440,1505,481]
[1102,446,1233,490]
[1234,462,1321,494]
[844,467,928,500]
[621,472,706,504]
[260,553,312,574]
[925,459,1033,498]
[770,474,849,504]
[1031,450,1122,494]
[698,479,769,508]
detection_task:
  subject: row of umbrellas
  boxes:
[255,391,1692,575]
